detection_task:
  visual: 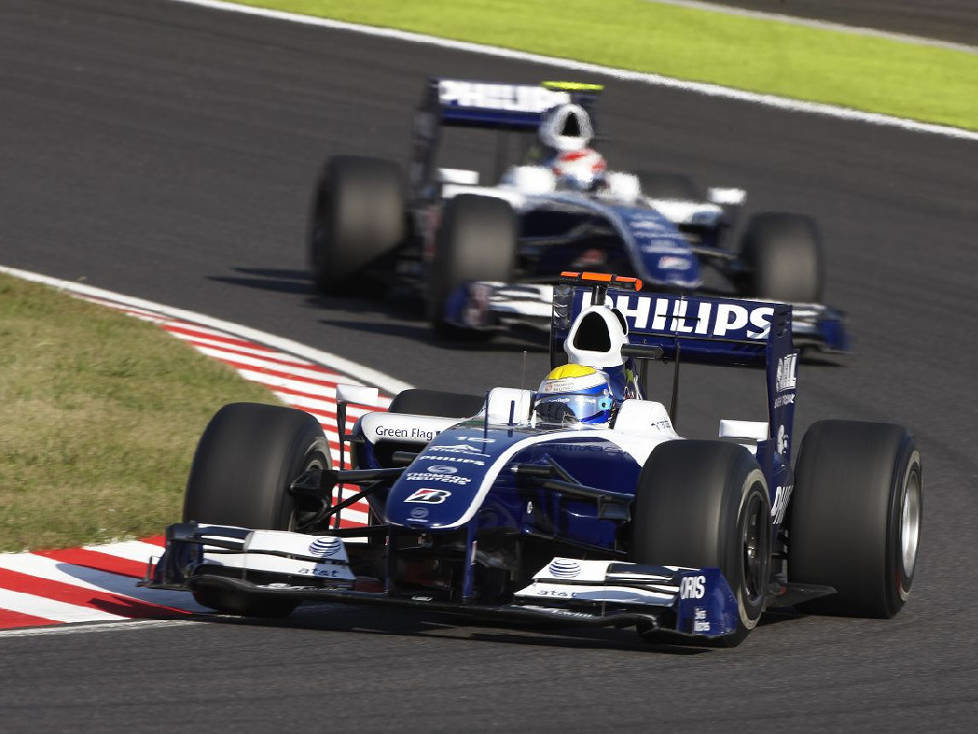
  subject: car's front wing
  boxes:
[141,522,740,638]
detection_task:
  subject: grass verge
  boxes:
[230,0,978,130]
[0,273,280,552]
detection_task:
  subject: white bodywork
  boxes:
[438,164,728,226]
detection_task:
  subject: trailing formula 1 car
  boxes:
[307,78,848,352]
[143,273,916,645]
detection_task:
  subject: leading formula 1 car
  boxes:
[143,273,916,645]
[307,78,848,352]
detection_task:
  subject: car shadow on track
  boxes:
[207,268,315,296]
[188,603,727,655]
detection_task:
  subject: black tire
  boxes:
[789,420,922,618]
[428,194,516,333]
[637,171,700,200]
[307,155,404,293]
[738,212,823,303]
[388,388,485,419]
[183,402,331,617]
[632,440,771,645]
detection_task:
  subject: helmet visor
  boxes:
[535,391,613,424]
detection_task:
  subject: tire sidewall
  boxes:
[886,446,922,611]
[726,468,771,631]
[183,403,330,531]
[632,441,771,642]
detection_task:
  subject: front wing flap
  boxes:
[513,558,739,637]
[144,523,741,638]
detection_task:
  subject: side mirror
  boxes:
[336,384,379,406]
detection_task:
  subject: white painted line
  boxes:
[645,0,978,55]
[176,333,316,363]
[165,0,978,142]
[82,540,167,565]
[0,588,125,624]
[193,345,343,382]
[0,266,414,396]
[235,369,342,397]
[0,619,202,639]
[0,554,211,612]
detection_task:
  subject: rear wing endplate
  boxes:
[410,79,603,197]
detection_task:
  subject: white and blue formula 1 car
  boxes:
[306,78,848,353]
[144,274,916,645]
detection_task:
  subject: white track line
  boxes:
[166,0,978,142]
[0,589,125,624]
[0,619,202,639]
[646,0,978,55]
[0,554,211,612]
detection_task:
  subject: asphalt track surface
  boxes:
[1,0,977,731]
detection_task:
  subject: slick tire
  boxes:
[738,212,823,303]
[636,171,700,201]
[789,421,922,618]
[308,155,404,293]
[388,388,485,419]
[632,440,771,646]
[183,403,331,618]
[428,194,516,336]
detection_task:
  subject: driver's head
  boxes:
[539,104,594,153]
[536,364,614,426]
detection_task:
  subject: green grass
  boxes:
[0,274,280,551]
[232,0,978,130]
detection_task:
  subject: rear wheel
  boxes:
[428,194,516,335]
[184,402,331,617]
[632,440,771,645]
[738,212,823,302]
[789,420,922,617]
[307,155,404,293]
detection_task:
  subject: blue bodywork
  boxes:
[414,78,849,353]
[147,282,798,639]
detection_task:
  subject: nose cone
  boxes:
[386,461,485,529]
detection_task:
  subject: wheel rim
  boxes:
[741,491,767,606]
[290,452,329,532]
[900,468,922,578]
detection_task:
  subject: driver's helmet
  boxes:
[536,364,614,426]
[538,104,606,191]
[539,103,594,153]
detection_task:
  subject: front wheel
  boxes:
[632,440,771,645]
[789,420,922,618]
[183,402,331,617]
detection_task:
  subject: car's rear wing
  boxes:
[421,78,602,130]
[551,274,798,462]
[410,78,603,197]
